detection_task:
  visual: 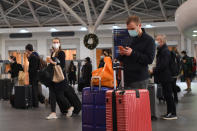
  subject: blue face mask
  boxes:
[128,30,138,37]
[155,41,159,47]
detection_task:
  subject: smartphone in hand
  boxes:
[118,46,125,52]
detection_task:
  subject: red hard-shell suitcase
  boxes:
[106,90,152,131]
[106,62,152,131]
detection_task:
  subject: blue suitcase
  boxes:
[82,76,111,131]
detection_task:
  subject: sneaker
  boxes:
[163,113,178,120]
[46,113,58,120]
[66,107,74,117]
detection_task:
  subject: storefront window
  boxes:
[63,49,77,60]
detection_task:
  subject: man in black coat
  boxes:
[151,34,177,120]
[78,57,92,92]
[82,57,92,87]
[25,44,40,108]
[118,15,155,89]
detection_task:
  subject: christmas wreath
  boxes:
[84,33,99,50]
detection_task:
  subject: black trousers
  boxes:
[172,78,178,102]
[161,82,176,115]
[49,87,71,112]
[29,77,39,107]
[69,79,76,85]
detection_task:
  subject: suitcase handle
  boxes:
[113,61,124,90]
[91,76,101,91]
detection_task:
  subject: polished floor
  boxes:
[0,82,196,131]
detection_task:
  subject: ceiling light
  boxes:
[80,27,87,31]
[144,24,154,28]
[193,30,197,33]
[192,34,197,37]
[50,28,58,32]
[19,29,29,33]
[112,26,120,29]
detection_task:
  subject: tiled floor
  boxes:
[0,82,196,131]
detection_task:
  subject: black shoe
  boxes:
[151,116,158,121]
[163,113,178,120]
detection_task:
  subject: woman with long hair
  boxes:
[46,38,74,120]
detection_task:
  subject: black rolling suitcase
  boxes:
[157,84,165,103]
[148,83,156,118]
[14,86,32,109]
[64,85,81,114]
[3,79,12,100]
[0,79,4,100]
[57,85,81,115]
[0,79,12,100]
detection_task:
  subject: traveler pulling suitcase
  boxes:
[14,86,32,109]
[106,62,152,131]
[82,76,111,131]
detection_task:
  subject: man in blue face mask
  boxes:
[117,15,156,90]
[150,35,177,120]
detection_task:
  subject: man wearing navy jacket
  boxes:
[25,44,40,108]
[118,15,156,89]
[151,35,177,120]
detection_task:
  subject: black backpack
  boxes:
[169,51,181,77]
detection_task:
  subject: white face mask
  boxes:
[155,41,160,47]
[52,43,60,49]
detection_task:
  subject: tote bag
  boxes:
[52,65,65,83]
[92,57,116,88]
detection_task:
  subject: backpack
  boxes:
[169,51,181,77]
[32,52,47,71]
[191,57,196,73]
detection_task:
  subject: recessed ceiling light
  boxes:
[112,26,120,29]
[144,24,154,28]
[192,34,197,37]
[19,29,29,33]
[193,30,197,33]
[80,27,87,31]
[50,28,58,32]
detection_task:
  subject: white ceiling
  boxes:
[0,0,185,28]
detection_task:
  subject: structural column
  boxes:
[79,37,97,70]
[187,38,192,56]
[0,36,2,59]
[37,37,47,59]
[191,40,195,57]
[1,38,6,60]
[180,33,185,51]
